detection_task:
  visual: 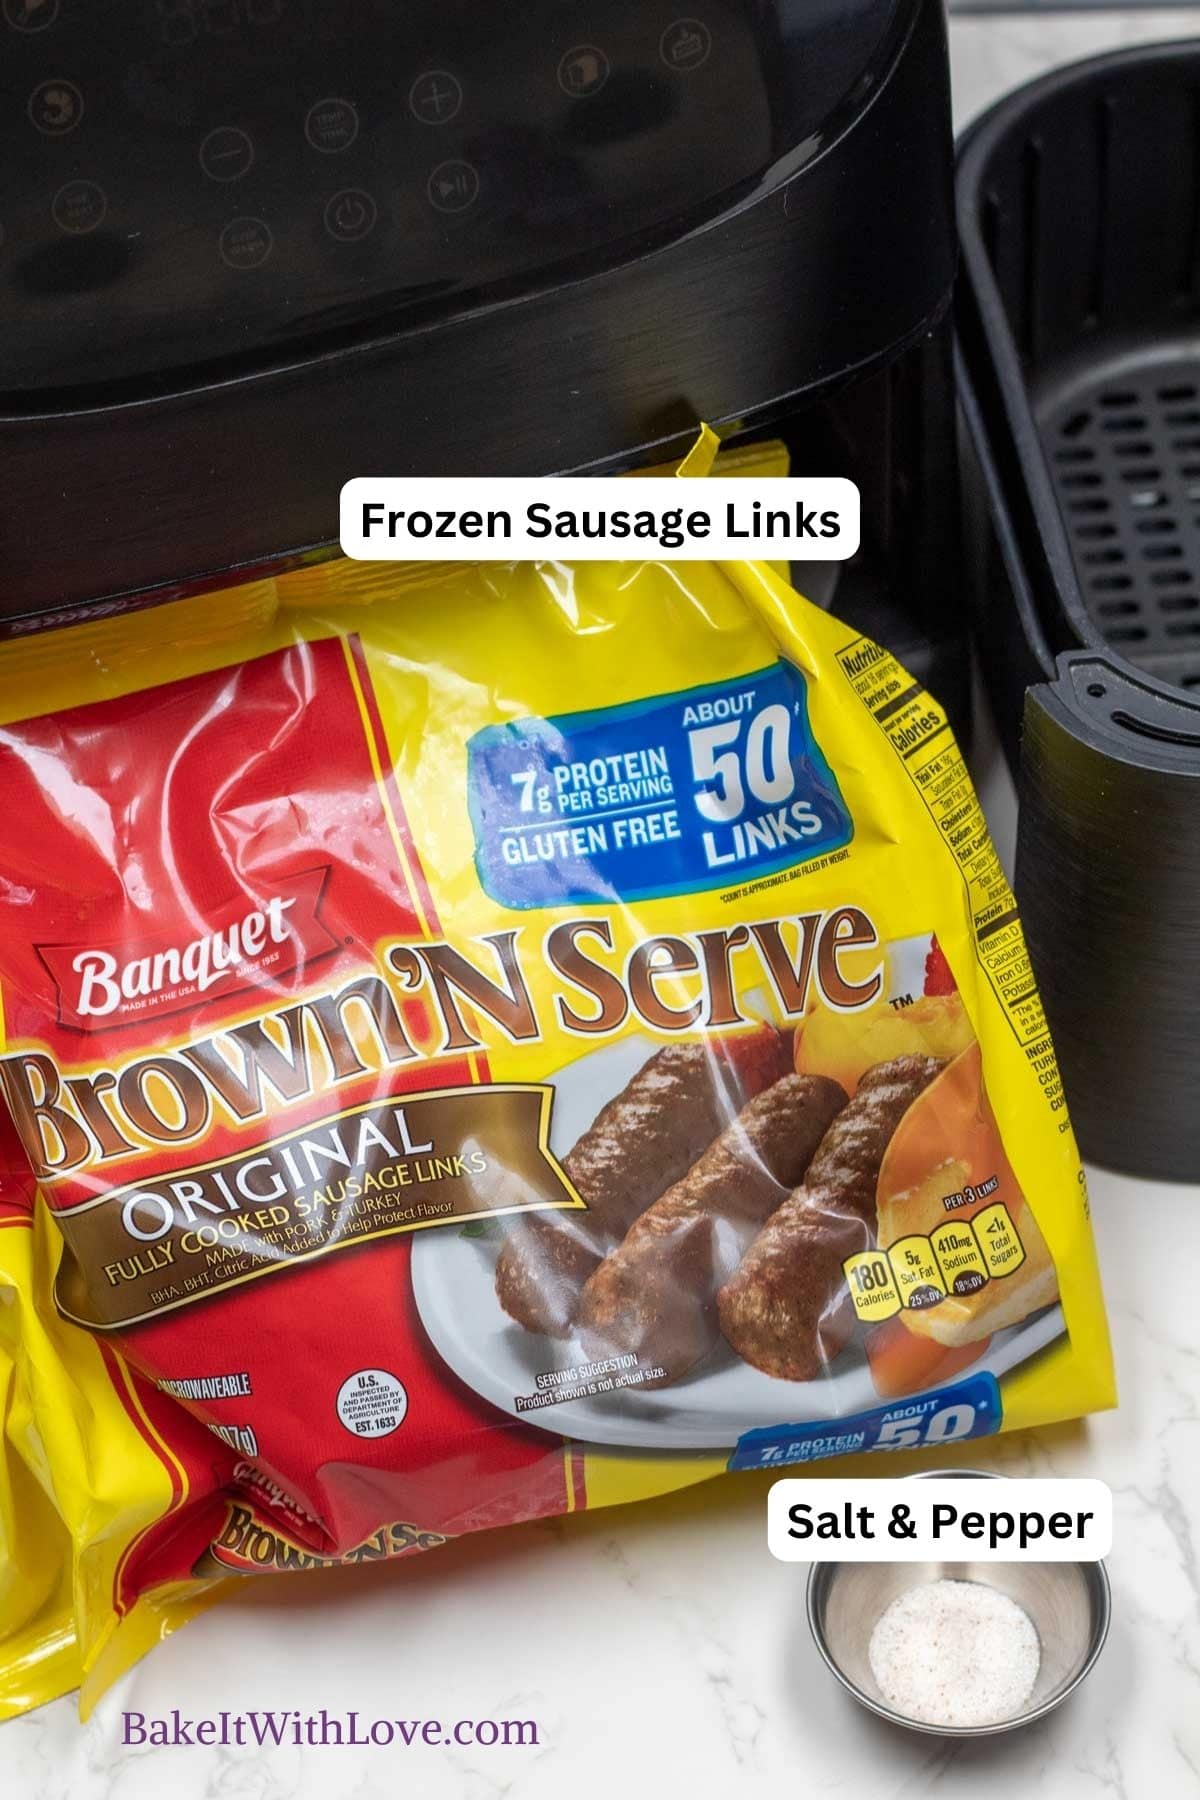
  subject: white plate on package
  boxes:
[410,1037,1067,1451]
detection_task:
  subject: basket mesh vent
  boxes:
[1045,358,1200,688]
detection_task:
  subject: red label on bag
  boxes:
[0,633,572,1608]
[36,866,340,1031]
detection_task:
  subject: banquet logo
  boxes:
[36,868,339,1031]
[75,898,295,1013]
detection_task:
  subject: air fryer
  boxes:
[958,39,1200,1179]
[0,0,961,723]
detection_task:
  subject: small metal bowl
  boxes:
[806,1469,1111,1737]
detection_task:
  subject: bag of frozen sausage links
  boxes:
[0,484,1113,1721]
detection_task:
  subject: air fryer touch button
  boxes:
[4,0,59,32]
[28,78,82,135]
[305,97,359,154]
[557,47,610,99]
[325,189,377,242]
[52,180,106,235]
[409,72,463,126]
[660,20,712,73]
[427,160,479,215]
[219,216,272,269]
[199,126,254,183]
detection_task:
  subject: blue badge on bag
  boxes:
[729,1376,1003,1471]
[467,662,852,910]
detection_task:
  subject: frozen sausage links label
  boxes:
[467,662,852,908]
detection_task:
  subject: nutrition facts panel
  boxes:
[835,634,1067,1121]
[843,1198,1028,1327]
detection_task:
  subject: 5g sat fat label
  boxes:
[467,662,852,908]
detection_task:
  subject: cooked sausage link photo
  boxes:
[495,1035,790,1337]
[802,1055,945,1223]
[576,1073,846,1383]
[717,1055,942,1382]
[718,1190,873,1381]
[492,1210,612,1341]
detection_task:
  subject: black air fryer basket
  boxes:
[958,41,1200,1180]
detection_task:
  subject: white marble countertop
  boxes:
[5,11,1200,1799]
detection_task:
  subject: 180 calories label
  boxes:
[467,662,852,908]
[842,1201,1027,1326]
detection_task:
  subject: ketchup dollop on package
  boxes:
[0,538,1113,1716]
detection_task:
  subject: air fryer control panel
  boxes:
[0,0,901,395]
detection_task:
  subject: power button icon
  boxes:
[324,188,376,242]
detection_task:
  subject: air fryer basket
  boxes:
[958,41,1200,1180]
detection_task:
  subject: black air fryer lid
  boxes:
[0,0,953,622]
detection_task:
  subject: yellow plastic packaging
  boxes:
[0,489,1114,1719]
